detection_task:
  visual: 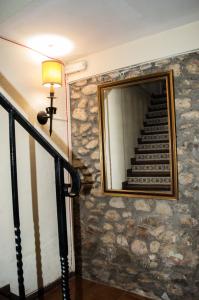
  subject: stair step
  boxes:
[152,93,166,99]
[141,130,168,135]
[144,117,168,126]
[139,133,169,142]
[146,110,168,118]
[142,124,168,133]
[151,99,167,105]
[131,164,170,172]
[127,170,170,177]
[0,295,9,300]
[148,103,167,111]
[131,158,170,165]
[138,138,169,144]
[137,143,169,151]
[135,148,169,154]
[0,285,11,300]
[135,153,170,161]
[127,176,171,185]
[0,285,18,300]
[151,95,167,104]
[122,181,171,191]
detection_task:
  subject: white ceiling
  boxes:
[0,0,199,62]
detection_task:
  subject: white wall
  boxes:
[0,108,18,293]
[67,21,199,82]
[0,39,68,143]
[105,86,148,189]
[105,88,125,189]
[0,39,75,295]
[122,86,149,169]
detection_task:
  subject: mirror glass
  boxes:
[98,71,178,199]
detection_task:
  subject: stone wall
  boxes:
[70,51,199,300]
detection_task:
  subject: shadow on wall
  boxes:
[0,73,69,156]
[72,155,94,268]
[72,155,95,300]
[29,137,44,293]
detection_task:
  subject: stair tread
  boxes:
[152,93,166,99]
[135,149,169,154]
[128,176,170,181]
[144,119,168,126]
[143,124,168,132]
[0,295,10,300]
[128,172,170,177]
[138,139,169,144]
[0,285,17,300]
[146,115,168,120]
[122,182,171,191]
[141,130,168,135]
[136,144,169,151]
[131,160,170,165]
[144,122,168,127]
[135,153,170,160]
[146,111,168,119]
[140,133,169,140]
[138,142,169,147]
[0,286,11,300]
[140,131,168,139]
[131,164,170,170]
[148,104,167,111]
[151,100,167,105]
[131,157,170,164]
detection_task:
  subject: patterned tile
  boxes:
[143,124,168,132]
[147,110,168,118]
[138,143,169,150]
[127,177,171,185]
[149,103,167,110]
[131,164,170,172]
[141,133,169,141]
[135,153,170,161]
[144,117,168,125]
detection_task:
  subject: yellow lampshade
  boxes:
[42,60,62,88]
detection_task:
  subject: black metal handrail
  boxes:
[0,92,80,300]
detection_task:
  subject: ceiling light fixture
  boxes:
[27,35,74,57]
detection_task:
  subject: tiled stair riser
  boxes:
[147,110,168,118]
[138,143,169,151]
[140,133,169,141]
[135,153,170,161]
[144,117,168,125]
[131,164,170,172]
[143,124,168,132]
[127,177,171,185]
[148,103,167,111]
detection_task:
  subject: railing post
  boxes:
[55,157,71,300]
[9,110,25,299]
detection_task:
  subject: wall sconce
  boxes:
[37,60,62,135]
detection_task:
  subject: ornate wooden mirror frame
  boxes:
[98,71,178,200]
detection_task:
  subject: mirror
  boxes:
[98,71,178,200]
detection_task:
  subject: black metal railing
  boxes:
[0,92,80,300]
